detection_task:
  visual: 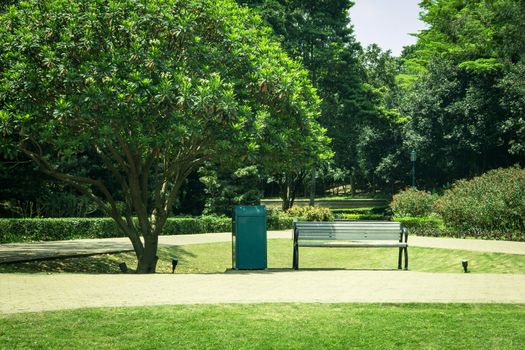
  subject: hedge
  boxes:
[0,216,296,243]
[396,216,525,242]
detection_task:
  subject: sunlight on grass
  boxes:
[1,239,524,274]
[1,304,524,349]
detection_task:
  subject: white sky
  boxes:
[349,0,427,56]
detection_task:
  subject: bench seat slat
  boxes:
[295,222,400,225]
[297,230,400,234]
[298,242,408,248]
[299,234,402,241]
[295,224,400,228]
[298,229,401,235]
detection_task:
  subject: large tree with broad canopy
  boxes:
[0,0,330,272]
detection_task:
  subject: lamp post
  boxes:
[410,150,416,188]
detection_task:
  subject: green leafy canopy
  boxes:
[0,0,329,167]
[0,0,330,272]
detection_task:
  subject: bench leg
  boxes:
[398,247,403,270]
[404,247,408,270]
[293,243,299,270]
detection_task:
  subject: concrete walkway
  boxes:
[1,232,525,314]
[2,271,525,314]
[1,231,524,263]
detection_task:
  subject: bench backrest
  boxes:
[294,221,402,241]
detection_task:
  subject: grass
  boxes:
[2,239,525,274]
[0,304,524,349]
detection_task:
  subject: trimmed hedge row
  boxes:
[0,216,295,243]
[396,216,525,241]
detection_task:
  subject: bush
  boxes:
[390,188,437,217]
[434,167,525,233]
[338,213,385,221]
[267,215,295,230]
[0,215,297,243]
[0,218,120,243]
[285,206,334,221]
[395,216,443,234]
[331,207,388,215]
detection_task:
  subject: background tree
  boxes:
[395,0,525,187]
[0,0,329,273]
[238,0,369,196]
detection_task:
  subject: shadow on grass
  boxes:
[0,246,197,274]
[225,267,401,274]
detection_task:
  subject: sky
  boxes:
[349,0,427,56]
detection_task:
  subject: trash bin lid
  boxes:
[233,205,266,217]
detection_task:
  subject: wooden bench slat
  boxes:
[298,242,408,248]
[296,226,401,229]
[299,234,402,241]
[298,229,401,235]
[293,220,408,270]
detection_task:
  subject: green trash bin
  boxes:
[232,205,267,270]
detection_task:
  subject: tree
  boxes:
[396,0,525,187]
[0,0,329,273]
[356,45,406,192]
[238,0,367,197]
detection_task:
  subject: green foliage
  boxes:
[0,215,298,243]
[395,216,444,237]
[266,214,294,230]
[331,207,388,215]
[200,165,263,216]
[337,213,384,221]
[391,188,437,217]
[0,0,329,271]
[238,1,376,192]
[0,216,231,243]
[434,167,525,233]
[0,218,120,243]
[395,0,525,188]
[285,206,334,221]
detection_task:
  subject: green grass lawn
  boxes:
[2,239,525,274]
[1,304,524,349]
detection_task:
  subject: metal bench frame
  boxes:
[292,221,408,270]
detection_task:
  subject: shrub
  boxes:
[267,215,295,230]
[0,215,297,243]
[396,216,443,231]
[331,207,388,215]
[338,213,385,221]
[285,206,334,221]
[434,167,525,233]
[390,188,437,217]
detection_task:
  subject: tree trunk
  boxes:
[281,183,292,211]
[351,170,356,196]
[309,168,316,206]
[136,233,159,273]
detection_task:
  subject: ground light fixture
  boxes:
[462,259,469,273]
[172,257,179,273]
[119,262,128,273]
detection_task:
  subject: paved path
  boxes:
[1,271,524,314]
[1,231,524,263]
[2,232,525,314]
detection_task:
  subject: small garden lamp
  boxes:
[462,259,468,273]
[119,262,128,273]
[410,150,417,187]
[172,257,179,274]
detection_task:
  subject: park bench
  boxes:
[292,221,408,270]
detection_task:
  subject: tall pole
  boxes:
[410,150,416,188]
